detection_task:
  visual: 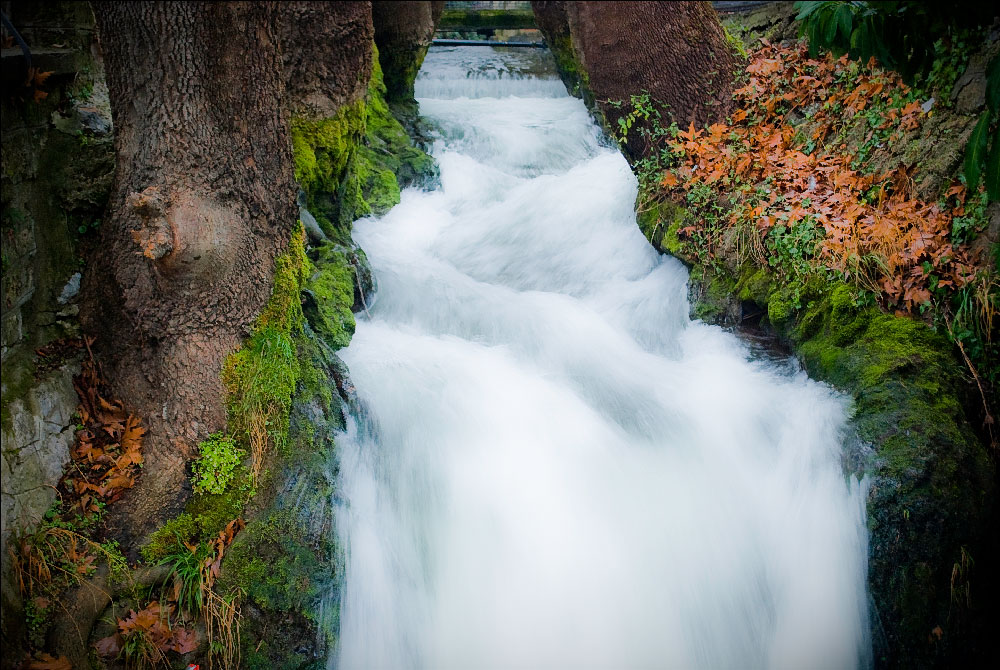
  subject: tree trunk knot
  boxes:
[128,186,174,261]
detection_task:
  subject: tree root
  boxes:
[47,563,170,667]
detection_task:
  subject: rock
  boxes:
[349,247,376,314]
[57,272,81,304]
[951,45,997,114]
[297,189,329,245]
[1,363,79,654]
[300,206,328,245]
[77,106,111,135]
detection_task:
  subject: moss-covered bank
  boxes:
[640,199,996,668]
[290,44,435,243]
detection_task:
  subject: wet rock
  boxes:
[297,189,330,245]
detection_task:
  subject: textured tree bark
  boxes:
[279,1,374,119]
[534,1,740,161]
[371,0,444,105]
[82,1,296,546]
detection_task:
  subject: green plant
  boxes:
[794,1,991,84]
[766,215,828,308]
[723,23,749,60]
[119,624,164,669]
[963,55,1000,200]
[76,218,101,235]
[158,540,211,614]
[192,433,244,495]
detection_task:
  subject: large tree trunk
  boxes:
[533,1,740,161]
[371,1,444,105]
[82,1,296,547]
[280,1,374,119]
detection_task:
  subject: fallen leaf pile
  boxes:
[95,518,245,661]
[658,39,985,311]
[57,337,145,515]
[95,601,198,659]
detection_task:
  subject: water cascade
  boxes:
[332,46,870,669]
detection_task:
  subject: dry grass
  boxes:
[205,589,241,670]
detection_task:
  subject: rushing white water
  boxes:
[333,46,870,669]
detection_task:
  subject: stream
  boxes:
[332,46,871,669]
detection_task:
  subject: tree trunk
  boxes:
[82,1,296,547]
[371,1,444,105]
[531,1,585,101]
[280,1,374,119]
[534,1,740,161]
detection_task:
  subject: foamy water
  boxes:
[331,46,870,670]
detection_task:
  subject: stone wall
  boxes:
[0,0,113,650]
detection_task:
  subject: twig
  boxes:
[947,315,996,449]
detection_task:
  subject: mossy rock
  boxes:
[639,200,995,668]
[303,243,357,350]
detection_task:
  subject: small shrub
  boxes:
[192,433,244,495]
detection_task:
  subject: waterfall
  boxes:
[332,46,870,670]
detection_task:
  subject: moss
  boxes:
[141,513,198,563]
[661,220,684,256]
[766,290,795,325]
[186,475,249,532]
[363,46,436,192]
[222,227,309,460]
[141,465,252,561]
[305,244,356,349]
[548,34,591,104]
[218,504,336,670]
[378,38,431,105]
[685,259,991,664]
[218,510,327,614]
[636,199,686,254]
[291,102,367,240]
[290,43,435,242]
[735,267,772,304]
[437,9,536,30]
[638,189,993,662]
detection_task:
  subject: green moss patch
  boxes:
[305,244,357,349]
[291,43,436,243]
[438,9,536,30]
